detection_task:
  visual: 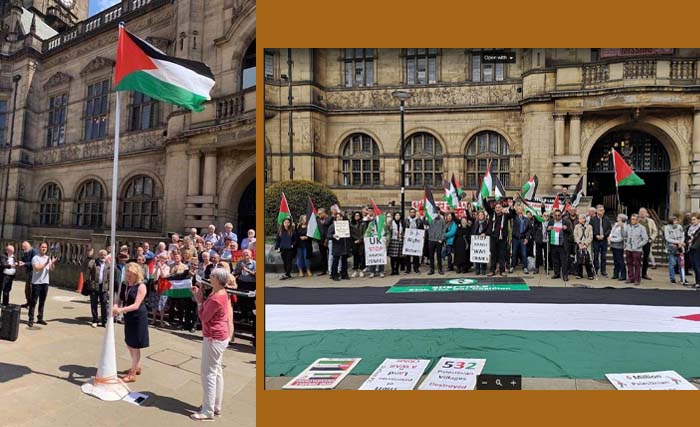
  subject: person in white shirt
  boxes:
[28,242,57,328]
[203,224,220,246]
[0,244,17,306]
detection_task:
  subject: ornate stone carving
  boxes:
[146,36,171,53]
[79,56,115,76]
[324,84,522,110]
[43,72,72,89]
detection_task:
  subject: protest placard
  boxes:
[402,228,425,257]
[358,359,430,391]
[418,357,486,390]
[470,235,490,264]
[605,370,697,390]
[334,220,350,238]
[283,358,362,390]
[364,236,386,266]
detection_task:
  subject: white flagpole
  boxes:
[81,21,130,401]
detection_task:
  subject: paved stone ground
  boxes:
[0,284,255,427]
[264,264,698,390]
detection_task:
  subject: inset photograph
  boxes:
[264,48,700,391]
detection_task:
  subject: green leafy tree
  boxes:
[265,180,339,236]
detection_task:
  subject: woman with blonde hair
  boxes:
[190,268,234,421]
[112,262,149,382]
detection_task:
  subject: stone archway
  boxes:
[217,156,255,236]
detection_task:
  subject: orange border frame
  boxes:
[256,1,700,425]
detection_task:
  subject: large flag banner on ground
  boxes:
[277,192,291,225]
[521,175,538,200]
[606,370,697,390]
[470,235,490,264]
[418,357,486,390]
[157,277,192,298]
[402,228,425,257]
[358,359,430,391]
[115,26,215,112]
[306,197,321,240]
[282,358,361,390]
[364,236,387,266]
[613,148,645,186]
[266,286,700,380]
[423,186,438,224]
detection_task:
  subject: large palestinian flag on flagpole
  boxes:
[115,25,215,112]
[266,286,700,379]
[306,197,321,240]
[423,186,438,224]
[612,148,645,187]
[277,192,291,225]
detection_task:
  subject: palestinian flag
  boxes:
[613,148,645,187]
[471,191,481,211]
[443,179,458,209]
[306,197,321,240]
[266,285,700,380]
[115,25,215,112]
[157,277,192,298]
[550,224,563,245]
[423,186,438,224]
[478,161,493,207]
[365,198,385,239]
[147,259,155,279]
[521,198,545,223]
[571,176,585,207]
[551,194,561,212]
[521,175,538,200]
[277,192,291,225]
[493,173,507,201]
[451,173,465,199]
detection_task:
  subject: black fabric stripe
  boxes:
[126,30,214,80]
[265,285,700,307]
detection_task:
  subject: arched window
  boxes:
[465,131,511,188]
[39,183,61,226]
[241,40,255,90]
[121,175,160,230]
[341,133,380,186]
[75,180,104,228]
[404,132,443,187]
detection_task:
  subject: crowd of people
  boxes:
[273,200,700,287]
[0,224,257,421]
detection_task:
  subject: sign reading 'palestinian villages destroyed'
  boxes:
[283,358,361,390]
[402,228,425,257]
[606,370,697,390]
[364,236,387,266]
[359,359,430,391]
[470,235,490,264]
[418,357,487,390]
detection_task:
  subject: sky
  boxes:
[88,0,120,17]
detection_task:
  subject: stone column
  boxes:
[553,112,566,157]
[187,150,201,196]
[569,112,582,157]
[693,108,700,156]
[203,150,218,195]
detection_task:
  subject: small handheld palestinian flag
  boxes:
[157,277,192,298]
[306,196,321,240]
[521,175,538,200]
[493,173,507,201]
[478,160,493,207]
[519,194,545,223]
[551,194,561,212]
[115,24,215,112]
[613,148,645,187]
[443,179,458,210]
[571,175,585,207]
[277,192,292,225]
[452,173,465,200]
[366,198,385,238]
[423,186,438,225]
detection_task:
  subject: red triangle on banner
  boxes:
[675,314,700,322]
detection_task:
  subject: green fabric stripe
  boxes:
[265,329,700,379]
[617,172,645,187]
[115,71,208,112]
[277,212,290,226]
[162,287,192,298]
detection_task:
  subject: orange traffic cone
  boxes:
[76,272,84,294]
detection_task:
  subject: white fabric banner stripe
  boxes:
[147,58,215,99]
[266,302,700,334]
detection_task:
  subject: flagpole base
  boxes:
[81,376,131,401]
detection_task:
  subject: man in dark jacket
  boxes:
[86,249,110,327]
[547,209,573,281]
[426,212,446,275]
[18,241,37,308]
[327,212,351,281]
[532,211,550,274]
[0,244,17,306]
[484,199,514,276]
[404,208,424,274]
[588,204,612,277]
[317,208,331,276]
[509,205,532,273]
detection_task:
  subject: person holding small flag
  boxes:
[484,199,514,276]
[547,209,573,282]
[365,211,386,279]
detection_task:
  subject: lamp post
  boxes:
[392,90,412,220]
[284,48,294,180]
[1,74,21,239]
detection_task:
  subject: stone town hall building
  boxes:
[264,48,700,220]
[0,0,255,244]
